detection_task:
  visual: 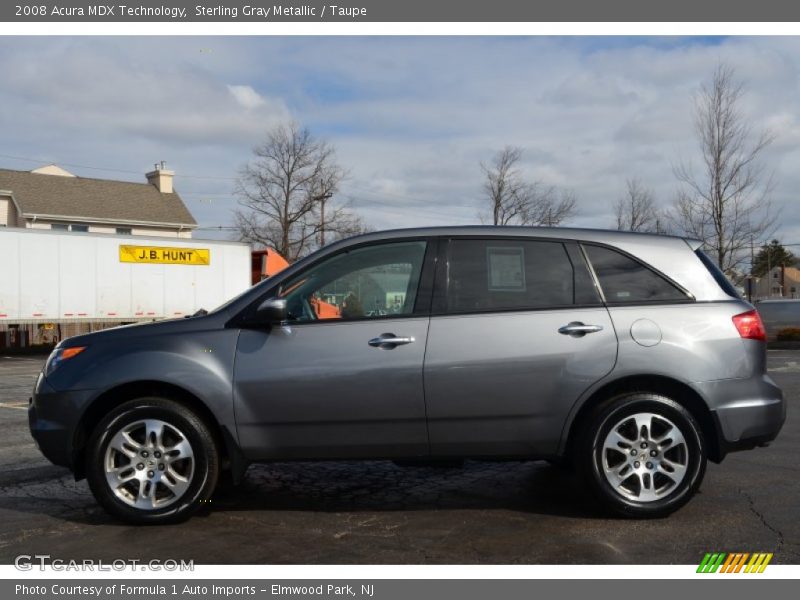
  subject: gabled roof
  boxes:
[0,167,196,228]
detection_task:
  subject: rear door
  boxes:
[423,237,617,457]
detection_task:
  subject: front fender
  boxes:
[49,328,241,466]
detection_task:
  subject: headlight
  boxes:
[45,346,87,376]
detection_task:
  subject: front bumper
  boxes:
[694,374,785,454]
[28,372,94,470]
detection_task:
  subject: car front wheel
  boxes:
[85,397,219,524]
[577,393,706,518]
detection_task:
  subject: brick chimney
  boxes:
[146,161,174,194]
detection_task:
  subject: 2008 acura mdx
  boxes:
[28,227,785,523]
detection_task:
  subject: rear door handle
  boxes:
[558,322,604,337]
[368,333,415,349]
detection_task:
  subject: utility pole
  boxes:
[317,192,333,247]
[767,247,772,298]
[749,235,755,302]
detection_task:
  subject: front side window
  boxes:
[445,239,574,313]
[278,241,427,323]
[584,244,690,303]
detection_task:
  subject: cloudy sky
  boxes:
[0,36,798,245]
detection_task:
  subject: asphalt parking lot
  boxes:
[0,352,797,565]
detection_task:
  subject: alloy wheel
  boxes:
[600,412,689,502]
[103,418,195,510]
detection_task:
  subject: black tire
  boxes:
[575,393,706,518]
[85,397,220,524]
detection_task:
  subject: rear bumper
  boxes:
[694,374,785,454]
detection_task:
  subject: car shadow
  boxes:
[0,460,607,527]
[204,459,601,519]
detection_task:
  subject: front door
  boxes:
[233,239,433,460]
[424,238,618,457]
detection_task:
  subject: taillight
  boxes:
[732,310,767,342]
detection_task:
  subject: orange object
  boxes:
[250,248,340,319]
[61,346,87,360]
[251,248,290,284]
[310,296,341,319]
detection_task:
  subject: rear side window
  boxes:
[695,249,741,299]
[583,244,690,304]
[445,239,576,312]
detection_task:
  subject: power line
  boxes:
[341,194,474,222]
[178,188,473,221]
[0,153,237,181]
[0,152,475,205]
[0,153,144,176]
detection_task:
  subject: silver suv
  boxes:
[29,227,785,523]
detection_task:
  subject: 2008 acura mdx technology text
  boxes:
[29,227,785,523]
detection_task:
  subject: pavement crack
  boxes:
[739,488,784,554]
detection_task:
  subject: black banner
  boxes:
[4,579,800,600]
[3,0,800,22]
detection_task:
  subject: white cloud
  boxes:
[227,84,266,110]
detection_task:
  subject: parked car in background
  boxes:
[755,298,800,340]
[29,227,785,523]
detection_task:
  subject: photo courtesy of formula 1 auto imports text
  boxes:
[0,0,799,598]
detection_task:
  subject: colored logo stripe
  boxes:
[697,553,726,573]
[697,552,773,573]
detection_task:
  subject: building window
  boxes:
[773,272,779,278]
[51,223,89,232]
[116,227,132,235]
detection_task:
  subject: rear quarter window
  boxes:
[583,244,691,304]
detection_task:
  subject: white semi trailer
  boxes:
[0,228,251,347]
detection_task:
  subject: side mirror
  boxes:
[254,297,288,324]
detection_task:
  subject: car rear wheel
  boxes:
[576,393,706,518]
[86,397,219,524]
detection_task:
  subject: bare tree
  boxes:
[614,178,661,232]
[670,64,776,275]
[233,122,364,261]
[480,146,576,226]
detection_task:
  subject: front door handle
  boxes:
[558,322,604,337]
[368,333,415,349]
